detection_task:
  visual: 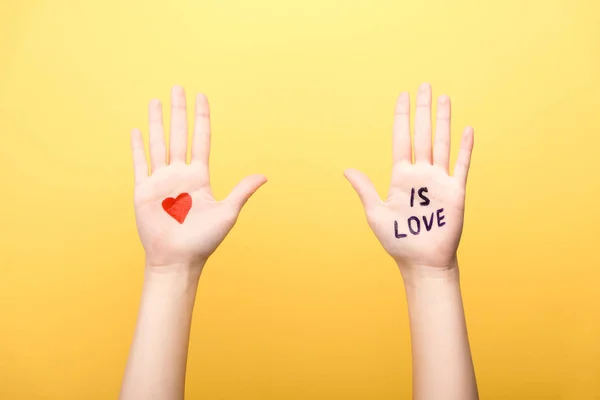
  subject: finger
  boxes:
[130,128,148,185]
[433,94,451,172]
[392,92,412,164]
[148,99,166,172]
[169,85,188,164]
[343,169,381,212]
[453,126,474,187]
[414,82,433,164]
[191,93,211,183]
[224,174,268,212]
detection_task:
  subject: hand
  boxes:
[130,86,267,270]
[344,83,474,274]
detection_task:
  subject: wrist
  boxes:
[398,258,460,289]
[400,261,463,311]
[144,261,205,287]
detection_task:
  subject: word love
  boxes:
[394,187,446,238]
[162,193,192,224]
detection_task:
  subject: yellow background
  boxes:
[1,0,599,398]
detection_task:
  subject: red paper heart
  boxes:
[162,193,192,224]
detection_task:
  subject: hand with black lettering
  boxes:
[120,86,267,400]
[344,83,473,272]
[345,83,478,400]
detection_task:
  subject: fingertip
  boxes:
[255,174,268,185]
[416,83,432,107]
[246,174,268,191]
[343,169,368,188]
[438,94,450,105]
[463,126,475,146]
[229,174,269,209]
[172,85,186,101]
[395,93,410,115]
[195,93,210,116]
[419,82,432,92]
[343,168,357,179]
[130,129,146,153]
[171,86,187,111]
[149,99,162,112]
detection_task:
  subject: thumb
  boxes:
[343,168,381,212]
[225,174,268,211]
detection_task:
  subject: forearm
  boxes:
[120,263,203,400]
[401,260,478,400]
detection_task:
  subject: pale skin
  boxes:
[120,85,267,400]
[344,83,478,399]
[121,83,477,400]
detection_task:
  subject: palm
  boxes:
[130,87,266,268]
[345,84,474,270]
[373,163,465,268]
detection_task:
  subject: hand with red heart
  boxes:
[129,86,267,270]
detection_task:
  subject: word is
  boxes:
[394,187,445,238]
[162,193,192,224]
[410,187,430,207]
